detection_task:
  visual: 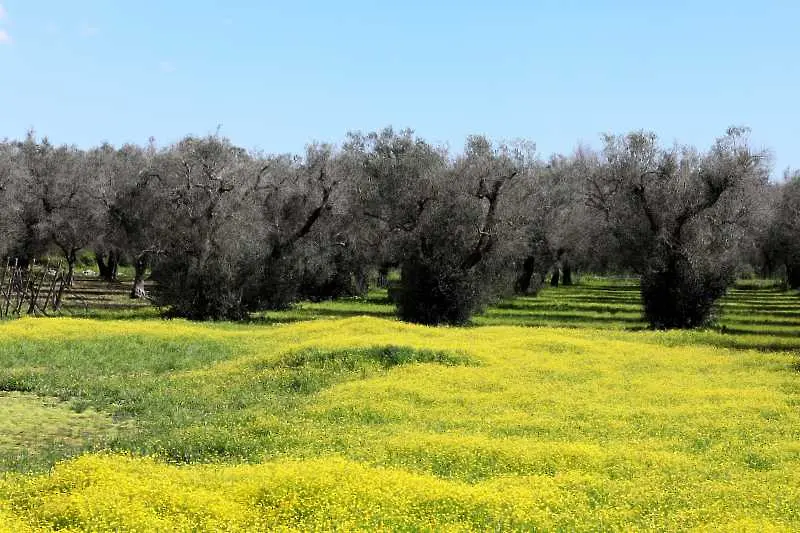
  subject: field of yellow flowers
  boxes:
[0,281,799,530]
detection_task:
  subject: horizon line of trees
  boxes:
[0,126,797,328]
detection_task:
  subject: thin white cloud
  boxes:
[80,23,99,37]
[0,4,11,44]
[159,61,176,73]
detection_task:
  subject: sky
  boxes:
[0,1,798,177]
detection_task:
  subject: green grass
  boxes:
[0,279,797,470]
[0,330,479,468]
[56,275,799,340]
[25,276,799,354]
[258,279,799,350]
[0,277,798,529]
[0,392,126,473]
[0,333,246,465]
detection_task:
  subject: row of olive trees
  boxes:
[0,127,794,327]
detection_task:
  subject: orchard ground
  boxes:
[0,278,799,531]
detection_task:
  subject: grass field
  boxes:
[0,279,798,530]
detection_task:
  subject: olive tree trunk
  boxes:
[130,253,148,299]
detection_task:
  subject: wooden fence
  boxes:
[0,259,68,319]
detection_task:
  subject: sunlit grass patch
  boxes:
[0,392,126,473]
[255,290,396,324]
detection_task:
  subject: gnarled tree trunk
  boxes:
[130,253,148,299]
[550,266,560,287]
[65,249,77,287]
[562,259,572,286]
[95,249,120,282]
[515,256,536,294]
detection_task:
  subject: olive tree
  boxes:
[294,156,373,302]
[515,151,596,292]
[587,127,769,328]
[146,134,263,319]
[0,140,22,259]
[149,135,348,319]
[246,143,347,310]
[353,128,534,325]
[89,141,169,296]
[14,134,104,283]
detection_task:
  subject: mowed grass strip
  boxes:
[719,285,800,340]
[270,277,798,341]
[0,301,799,529]
[48,275,797,345]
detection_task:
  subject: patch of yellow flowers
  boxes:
[1,453,796,531]
[1,316,799,530]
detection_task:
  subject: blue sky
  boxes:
[0,1,797,176]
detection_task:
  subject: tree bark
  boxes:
[461,172,516,271]
[95,249,120,282]
[96,251,109,280]
[515,256,536,294]
[65,250,77,287]
[550,267,560,287]
[562,259,572,286]
[130,253,148,299]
